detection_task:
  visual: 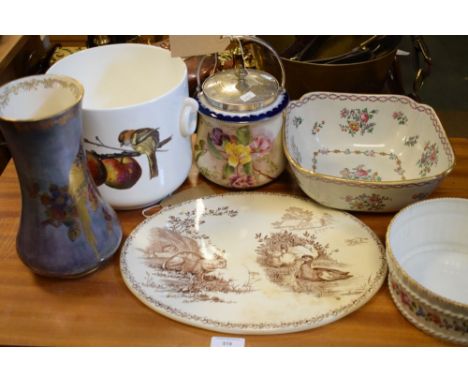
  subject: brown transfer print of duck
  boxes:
[140,227,250,302]
[255,230,352,297]
[294,255,351,282]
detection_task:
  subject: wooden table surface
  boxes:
[0,137,467,346]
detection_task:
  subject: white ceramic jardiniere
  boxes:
[48,43,198,210]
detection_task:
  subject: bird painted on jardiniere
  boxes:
[118,128,172,179]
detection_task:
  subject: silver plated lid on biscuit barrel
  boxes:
[201,67,281,112]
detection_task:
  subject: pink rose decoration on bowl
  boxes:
[355,167,369,177]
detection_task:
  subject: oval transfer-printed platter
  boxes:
[120,193,386,334]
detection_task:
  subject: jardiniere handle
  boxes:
[179,97,199,137]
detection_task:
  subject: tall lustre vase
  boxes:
[0,74,122,278]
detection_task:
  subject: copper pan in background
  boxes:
[254,35,403,100]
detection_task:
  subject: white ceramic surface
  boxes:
[386,198,468,344]
[48,44,198,210]
[120,192,386,334]
[284,92,455,212]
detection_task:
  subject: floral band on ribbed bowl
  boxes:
[386,198,468,344]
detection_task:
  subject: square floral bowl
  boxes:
[284,92,455,212]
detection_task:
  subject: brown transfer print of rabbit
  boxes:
[142,228,226,280]
[139,227,249,302]
[161,250,227,280]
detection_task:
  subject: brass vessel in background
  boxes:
[253,35,402,100]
